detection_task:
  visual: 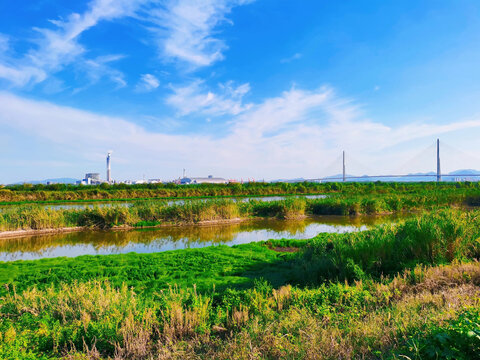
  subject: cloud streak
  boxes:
[281,53,302,63]
[1,86,479,183]
[147,0,255,68]
[166,79,251,116]
[136,74,160,92]
[0,0,143,87]
[0,0,255,88]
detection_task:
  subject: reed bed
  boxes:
[0,188,477,232]
[297,209,480,283]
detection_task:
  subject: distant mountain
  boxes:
[270,178,307,183]
[440,169,480,182]
[323,174,356,181]
[448,169,480,175]
[10,178,80,185]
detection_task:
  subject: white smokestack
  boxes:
[107,152,112,183]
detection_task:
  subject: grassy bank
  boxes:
[0,210,479,358]
[0,188,477,232]
[2,181,480,203]
[1,265,478,359]
[1,209,479,295]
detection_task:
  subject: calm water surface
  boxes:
[0,214,405,262]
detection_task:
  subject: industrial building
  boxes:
[180,175,228,185]
[75,156,230,186]
[77,173,102,185]
[76,152,113,185]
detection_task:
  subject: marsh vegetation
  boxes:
[1,184,480,359]
[0,209,479,358]
[0,185,478,232]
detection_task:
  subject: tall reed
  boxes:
[298,209,480,283]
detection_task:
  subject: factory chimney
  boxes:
[436,139,441,182]
[107,152,112,183]
[342,151,346,182]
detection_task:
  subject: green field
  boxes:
[0,209,479,359]
[2,181,480,204]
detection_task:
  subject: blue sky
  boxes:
[1,0,480,183]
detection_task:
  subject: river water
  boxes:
[0,214,404,262]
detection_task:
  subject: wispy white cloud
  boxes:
[0,0,141,87]
[0,33,46,86]
[2,87,480,183]
[166,79,252,116]
[28,0,142,70]
[41,77,68,95]
[281,53,302,63]
[0,64,47,87]
[146,0,255,68]
[81,54,127,89]
[0,0,254,89]
[136,73,160,92]
[0,34,9,54]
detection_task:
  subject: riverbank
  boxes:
[0,226,85,239]
[0,190,471,233]
[0,215,397,262]
[0,209,479,359]
[0,217,253,239]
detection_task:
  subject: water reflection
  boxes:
[0,214,405,262]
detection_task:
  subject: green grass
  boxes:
[1,209,480,359]
[0,262,479,359]
[0,240,301,297]
[393,307,480,360]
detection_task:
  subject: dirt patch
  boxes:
[0,227,85,239]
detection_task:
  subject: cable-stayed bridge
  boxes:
[307,139,480,183]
